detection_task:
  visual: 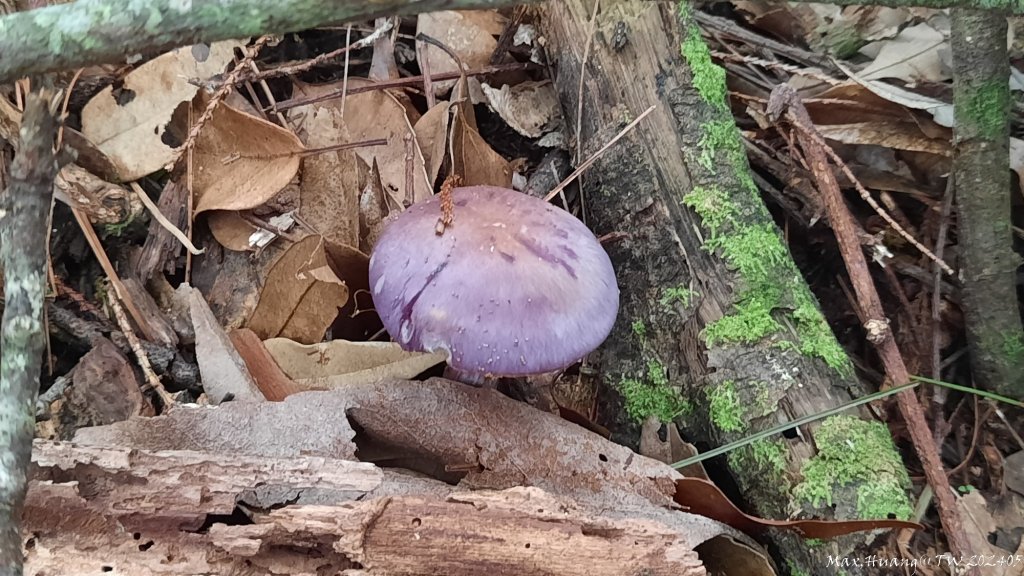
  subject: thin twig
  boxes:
[789,119,954,275]
[129,182,203,255]
[575,0,600,165]
[269,62,537,113]
[105,282,175,407]
[768,85,977,574]
[545,104,657,202]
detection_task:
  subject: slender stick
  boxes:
[768,85,978,575]
[0,88,58,575]
[0,0,542,83]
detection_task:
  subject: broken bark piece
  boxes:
[228,329,304,401]
[135,179,189,281]
[24,441,729,576]
[68,336,152,426]
[188,286,264,403]
[74,379,681,509]
[121,276,178,347]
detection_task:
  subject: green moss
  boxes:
[631,320,647,339]
[751,381,777,416]
[961,80,1009,141]
[1002,331,1024,359]
[787,559,811,576]
[707,380,746,433]
[619,376,691,423]
[675,7,850,375]
[733,437,787,476]
[793,416,912,520]
[682,186,735,236]
[659,286,697,309]
[680,21,727,111]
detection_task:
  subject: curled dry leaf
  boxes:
[68,336,151,429]
[293,103,366,247]
[192,91,305,214]
[247,235,359,344]
[291,80,431,208]
[81,41,245,181]
[859,22,949,84]
[481,81,563,138]
[206,210,260,252]
[417,10,507,98]
[262,338,445,390]
[414,78,512,188]
[814,122,949,156]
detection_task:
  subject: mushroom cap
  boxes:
[369,185,619,376]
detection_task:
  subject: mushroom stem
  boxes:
[442,365,496,388]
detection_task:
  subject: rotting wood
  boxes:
[24,440,723,575]
[542,1,914,572]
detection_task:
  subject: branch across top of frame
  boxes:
[0,0,540,83]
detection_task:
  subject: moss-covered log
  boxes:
[542,1,913,573]
[0,0,539,83]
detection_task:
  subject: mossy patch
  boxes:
[677,3,849,374]
[619,371,692,423]
[659,285,696,308]
[960,80,1009,141]
[631,319,647,339]
[732,437,787,476]
[707,380,746,432]
[793,415,912,520]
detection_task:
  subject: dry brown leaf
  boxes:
[81,41,245,181]
[293,104,366,247]
[263,338,445,389]
[815,122,950,155]
[481,81,562,138]
[420,78,512,188]
[192,91,305,214]
[247,235,349,344]
[455,114,513,187]
[188,286,264,404]
[291,80,432,207]
[413,102,454,185]
[958,491,1024,576]
[859,22,949,84]
[206,210,259,252]
[417,11,507,96]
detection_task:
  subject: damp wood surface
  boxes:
[542,1,898,572]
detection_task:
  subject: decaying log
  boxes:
[542,1,911,572]
[25,406,753,575]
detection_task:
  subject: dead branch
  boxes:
[0,88,58,574]
[0,0,540,83]
[767,84,979,576]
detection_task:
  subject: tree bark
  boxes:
[950,9,1024,400]
[0,89,58,576]
[24,441,714,575]
[0,0,540,83]
[542,1,913,573]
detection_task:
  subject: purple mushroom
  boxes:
[368,185,619,383]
